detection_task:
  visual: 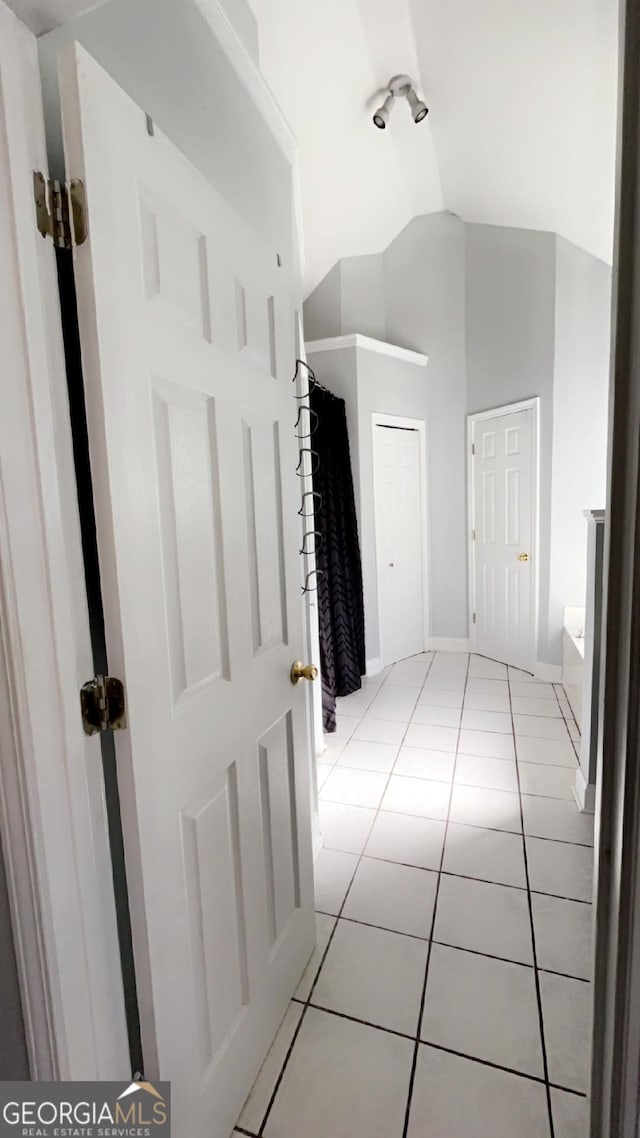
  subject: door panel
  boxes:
[60,42,314,1138]
[471,406,535,670]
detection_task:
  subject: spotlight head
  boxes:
[373,93,394,129]
[406,86,429,124]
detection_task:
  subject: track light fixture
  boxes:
[372,74,429,130]
[406,86,429,124]
[373,93,394,130]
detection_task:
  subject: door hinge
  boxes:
[472,613,477,624]
[33,171,87,250]
[471,443,475,455]
[80,675,127,736]
[472,529,476,541]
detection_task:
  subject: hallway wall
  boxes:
[465,225,556,663]
[384,215,468,643]
[304,212,612,667]
[305,214,469,644]
[549,238,611,662]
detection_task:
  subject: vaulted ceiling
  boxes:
[7,0,618,295]
[251,0,618,294]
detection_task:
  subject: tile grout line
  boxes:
[322,811,593,848]
[256,654,436,1136]
[285,998,589,1097]
[251,656,587,1137]
[317,857,593,905]
[508,666,556,1138]
[286,994,588,1101]
[401,652,472,1138]
[309,910,592,981]
[553,681,581,743]
[321,779,580,808]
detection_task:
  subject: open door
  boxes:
[59,42,315,1137]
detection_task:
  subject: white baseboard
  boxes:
[573,767,596,814]
[428,637,471,653]
[533,661,563,682]
[366,657,384,676]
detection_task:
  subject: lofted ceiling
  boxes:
[252,0,618,294]
[6,0,618,294]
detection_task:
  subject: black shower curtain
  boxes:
[310,384,366,732]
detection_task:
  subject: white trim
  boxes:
[0,556,56,1079]
[572,768,596,814]
[428,638,471,653]
[194,0,297,163]
[307,334,428,368]
[467,398,541,672]
[366,657,384,676]
[372,413,430,666]
[292,157,306,281]
[0,7,128,1079]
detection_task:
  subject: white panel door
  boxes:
[471,405,536,670]
[59,44,315,1138]
[373,423,425,665]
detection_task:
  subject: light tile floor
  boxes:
[235,652,593,1138]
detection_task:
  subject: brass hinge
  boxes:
[33,171,87,250]
[80,676,126,736]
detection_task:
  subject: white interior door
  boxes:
[470,403,537,670]
[60,43,315,1138]
[373,421,425,665]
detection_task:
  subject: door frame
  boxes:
[467,397,540,670]
[0,2,128,1078]
[372,412,429,664]
[590,0,640,1130]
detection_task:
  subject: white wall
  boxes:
[466,224,557,662]
[303,255,386,343]
[340,255,386,340]
[304,214,469,646]
[306,341,428,668]
[549,239,611,660]
[304,211,612,666]
[384,215,468,641]
[38,0,293,258]
[304,263,343,343]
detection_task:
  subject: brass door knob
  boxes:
[517,553,529,562]
[291,661,319,684]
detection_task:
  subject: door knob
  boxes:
[517,553,529,562]
[291,661,319,684]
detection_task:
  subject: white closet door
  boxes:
[373,423,425,665]
[60,43,315,1138]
